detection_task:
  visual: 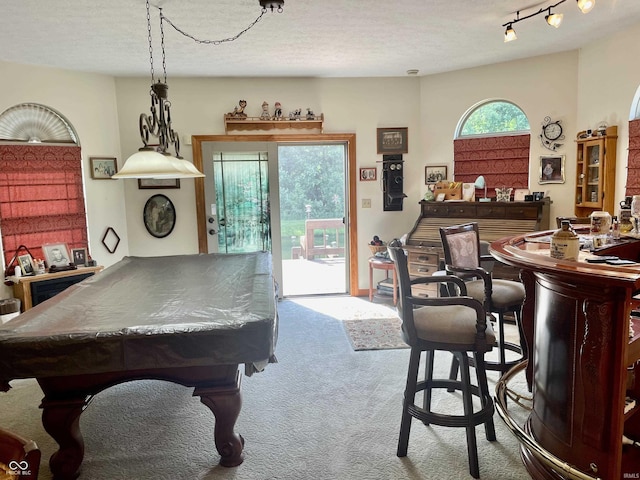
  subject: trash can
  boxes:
[0,298,21,324]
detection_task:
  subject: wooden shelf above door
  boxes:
[224,114,324,134]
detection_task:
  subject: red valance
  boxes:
[626,119,640,197]
[453,134,530,197]
[0,144,88,267]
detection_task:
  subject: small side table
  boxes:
[368,256,397,305]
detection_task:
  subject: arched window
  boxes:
[0,103,88,271]
[454,100,531,196]
[457,100,530,137]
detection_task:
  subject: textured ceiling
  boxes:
[1,0,639,78]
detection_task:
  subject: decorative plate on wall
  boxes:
[143,194,176,238]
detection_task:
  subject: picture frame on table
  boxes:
[359,167,377,181]
[42,243,71,268]
[376,127,408,154]
[17,254,35,276]
[539,155,565,184]
[425,165,448,184]
[71,248,88,267]
[89,157,118,179]
[138,178,181,189]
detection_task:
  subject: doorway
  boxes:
[193,134,359,298]
[278,143,347,296]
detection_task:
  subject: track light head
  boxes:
[577,0,595,13]
[504,24,517,42]
[546,11,563,27]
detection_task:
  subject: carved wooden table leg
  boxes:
[194,371,244,467]
[40,395,89,480]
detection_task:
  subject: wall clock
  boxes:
[540,116,564,151]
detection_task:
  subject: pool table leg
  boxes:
[40,395,88,480]
[195,371,245,467]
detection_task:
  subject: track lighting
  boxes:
[502,0,593,42]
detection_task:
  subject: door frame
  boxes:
[192,133,359,296]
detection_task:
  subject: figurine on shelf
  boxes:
[260,101,270,120]
[306,108,315,120]
[289,108,302,120]
[226,99,247,118]
[273,102,283,120]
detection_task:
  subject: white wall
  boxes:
[577,22,640,208]
[2,20,640,296]
[115,76,422,286]
[0,61,128,299]
[419,50,580,224]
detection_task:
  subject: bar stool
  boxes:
[388,246,496,478]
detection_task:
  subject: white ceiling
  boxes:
[1,0,639,79]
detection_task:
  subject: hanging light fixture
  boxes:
[501,0,594,42]
[113,0,204,179]
[577,0,595,14]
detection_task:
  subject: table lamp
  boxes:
[474,175,491,202]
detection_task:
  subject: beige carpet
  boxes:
[0,296,532,480]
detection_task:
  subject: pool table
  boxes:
[0,253,278,480]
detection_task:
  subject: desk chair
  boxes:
[388,246,496,479]
[0,427,40,480]
[439,222,526,374]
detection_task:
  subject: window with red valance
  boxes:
[0,144,88,268]
[453,134,531,194]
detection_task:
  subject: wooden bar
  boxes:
[490,231,640,479]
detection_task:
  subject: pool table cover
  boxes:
[0,253,278,385]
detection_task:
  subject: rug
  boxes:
[343,317,409,351]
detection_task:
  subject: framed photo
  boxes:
[90,157,118,179]
[359,167,377,181]
[42,243,71,268]
[539,155,565,184]
[138,178,181,189]
[425,165,448,184]
[17,254,35,276]
[143,194,176,238]
[436,193,446,202]
[376,127,408,154]
[71,248,88,266]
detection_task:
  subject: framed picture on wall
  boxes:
[90,157,118,179]
[359,167,377,181]
[376,127,408,154]
[138,178,181,189]
[538,155,565,184]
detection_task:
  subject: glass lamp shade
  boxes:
[474,176,485,189]
[546,13,563,28]
[577,0,595,14]
[504,26,517,42]
[112,149,204,179]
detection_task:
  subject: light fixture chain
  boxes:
[160,10,266,45]
[159,8,167,84]
[146,0,155,83]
